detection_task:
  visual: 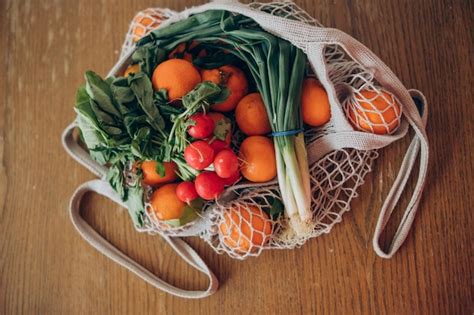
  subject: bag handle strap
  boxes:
[69,179,219,298]
[372,89,428,258]
[62,122,108,178]
[304,28,430,257]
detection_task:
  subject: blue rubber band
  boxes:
[271,128,304,137]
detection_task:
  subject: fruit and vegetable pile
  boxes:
[75,10,402,254]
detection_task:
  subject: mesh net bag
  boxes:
[102,1,420,260]
[63,0,429,297]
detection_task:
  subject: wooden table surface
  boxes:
[1,0,472,314]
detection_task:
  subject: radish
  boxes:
[207,138,229,154]
[187,113,215,139]
[214,149,239,178]
[176,181,199,203]
[221,170,241,186]
[184,141,214,170]
[195,171,224,200]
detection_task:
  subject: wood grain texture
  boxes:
[1,0,472,314]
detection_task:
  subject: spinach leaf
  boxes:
[123,114,148,137]
[130,127,151,160]
[75,114,108,165]
[75,86,109,164]
[111,77,136,114]
[85,71,121,118]
[129,72,166,134]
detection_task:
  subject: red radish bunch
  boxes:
[177,112,241,202]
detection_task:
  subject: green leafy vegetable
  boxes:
[106,163,126,200]
[129,72,166,135]
[125,181,146,227]
[85,71,121,118]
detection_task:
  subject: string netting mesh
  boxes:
[323,44,402,135]
[121,8,176,58]
[116,2,401,259]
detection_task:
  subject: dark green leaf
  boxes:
[123,114,148,137]
[181,81,224,110]
[106,164,126,200]
[84,71,121,118]
[130,127,151,159]
[153,89,169,105]
[129,72,166,132]
[193,49,241,69]
[125,182,145,228]
[111,77,136,111]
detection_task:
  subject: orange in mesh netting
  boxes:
[129,8,169,43]
[345,88,402,135]
[218,204,273,254]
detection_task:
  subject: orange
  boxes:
[207,112,232,144]
[149,183,184,220]
[151,59,201,100]
[132,9,163,42]
[348,89,401,134]
[301,78,331,127]
[219,204,272,253]
[235,93,272,136]
[201,65,248,112]
[123,64,140,77]
[239,136,276,182]
[141,161,178,186]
